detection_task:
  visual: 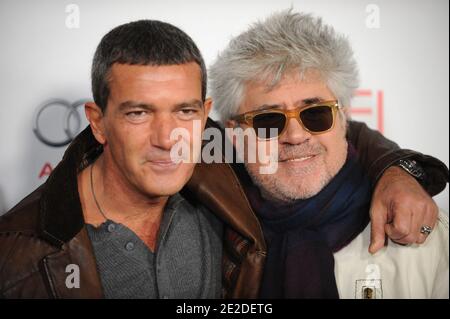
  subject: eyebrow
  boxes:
[297,97,323,106]
[118,99,203,112]
[118,101,154,112]
[254,103,285,111]
[173,99,204,111]
[252,97,324,112]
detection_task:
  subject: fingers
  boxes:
[368,200,388,254]
[386,200,439,245]
[385,201,413,243]
[390,210,422,245]
[416,200,439,244]
[370,165,440,248]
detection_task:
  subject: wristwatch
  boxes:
[396,159,426,181]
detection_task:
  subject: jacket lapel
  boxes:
[40,228,103,298]
[36,127,104,298]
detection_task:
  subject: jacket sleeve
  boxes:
[347,121,449,196]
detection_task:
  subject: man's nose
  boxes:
[278,117,311,145]
[150,114,178,150]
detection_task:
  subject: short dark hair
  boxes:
[91,20,207,112]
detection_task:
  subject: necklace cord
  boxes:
[90,162,108,221]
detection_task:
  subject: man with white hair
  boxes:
[209,10,448,298]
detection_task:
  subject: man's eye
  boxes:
[180,109,198,115]
[177,108,200,119]
[126,111,148,120]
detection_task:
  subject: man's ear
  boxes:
[203,98,212,121]
[339,106,350,134]
[85,102,106,145]
[341,106,351,119]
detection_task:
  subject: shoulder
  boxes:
[0,184,48,275]
[0,184,44,234]
[0,185,60,295]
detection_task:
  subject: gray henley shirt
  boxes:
[86,193,223,299]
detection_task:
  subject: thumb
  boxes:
[369,200,388,254]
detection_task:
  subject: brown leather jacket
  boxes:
[0,121,448,298]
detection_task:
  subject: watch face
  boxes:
[398,159,425,180]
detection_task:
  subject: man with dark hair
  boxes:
[0,20,221,299]
[0,19,447,299]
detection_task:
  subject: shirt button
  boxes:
[107,223,116,233]
[125,242,135,251]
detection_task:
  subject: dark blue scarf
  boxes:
[246,145,372,298]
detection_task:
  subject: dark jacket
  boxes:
[0,120,448,298]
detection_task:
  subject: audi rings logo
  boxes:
[33,98,91,147]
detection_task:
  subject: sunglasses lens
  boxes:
[300,105,334,132]
[253,113,286,138]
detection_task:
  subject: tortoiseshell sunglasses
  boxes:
[231,100,342,139]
